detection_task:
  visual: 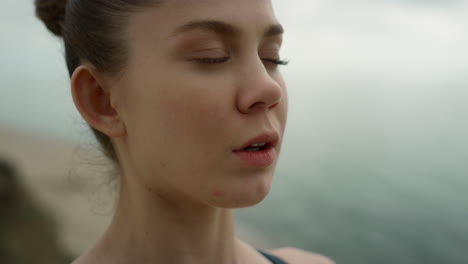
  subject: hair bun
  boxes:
[35,0,67,37]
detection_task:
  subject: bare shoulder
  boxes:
[268,247,335,264]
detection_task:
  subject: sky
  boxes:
[275,0,467,79]
[0,0,467,142]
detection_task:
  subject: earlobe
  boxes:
[71,65,126,138]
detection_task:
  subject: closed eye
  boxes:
[191,57,289,66]
[262,58,289,66]
[192,57,230,64]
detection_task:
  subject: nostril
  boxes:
[248,101,279,112]
[248,102,265,111]
[268,102,279,109]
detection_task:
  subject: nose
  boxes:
[235,59,284,114]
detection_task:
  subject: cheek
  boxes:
[282,86,289,121]
[156,88,229,142]
[273,80,289,133]
[126,73,234,174]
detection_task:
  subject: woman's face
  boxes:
[113,0,288,208]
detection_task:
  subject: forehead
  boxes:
[129,0,279,40]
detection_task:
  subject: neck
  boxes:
[92,175,252,264]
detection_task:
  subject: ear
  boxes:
[71,65,126,138]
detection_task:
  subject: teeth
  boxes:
[247,147,261,152]
[250,143,266,147]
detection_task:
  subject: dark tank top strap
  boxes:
[257,249,288,264]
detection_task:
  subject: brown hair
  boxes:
[35,0,161,163]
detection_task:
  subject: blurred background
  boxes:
[1,0,467,263]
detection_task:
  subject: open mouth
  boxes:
[234,141,276,167]
[240,143,271,152]
[233,131,279,154]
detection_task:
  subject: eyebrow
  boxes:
[171,20,284,38]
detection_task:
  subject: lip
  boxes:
[233,131,279,152]
[232,131,280,167]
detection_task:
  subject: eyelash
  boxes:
[193,57,289,66]
[194,57,231,64]
[263,58,290,66]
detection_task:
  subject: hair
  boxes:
[35,0,162,164]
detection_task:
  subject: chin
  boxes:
[207,181,272,209]
[211,196,269,209]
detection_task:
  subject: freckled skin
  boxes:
[213,191,225,197]
[111,0,288,209]
[69,1,305,264]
